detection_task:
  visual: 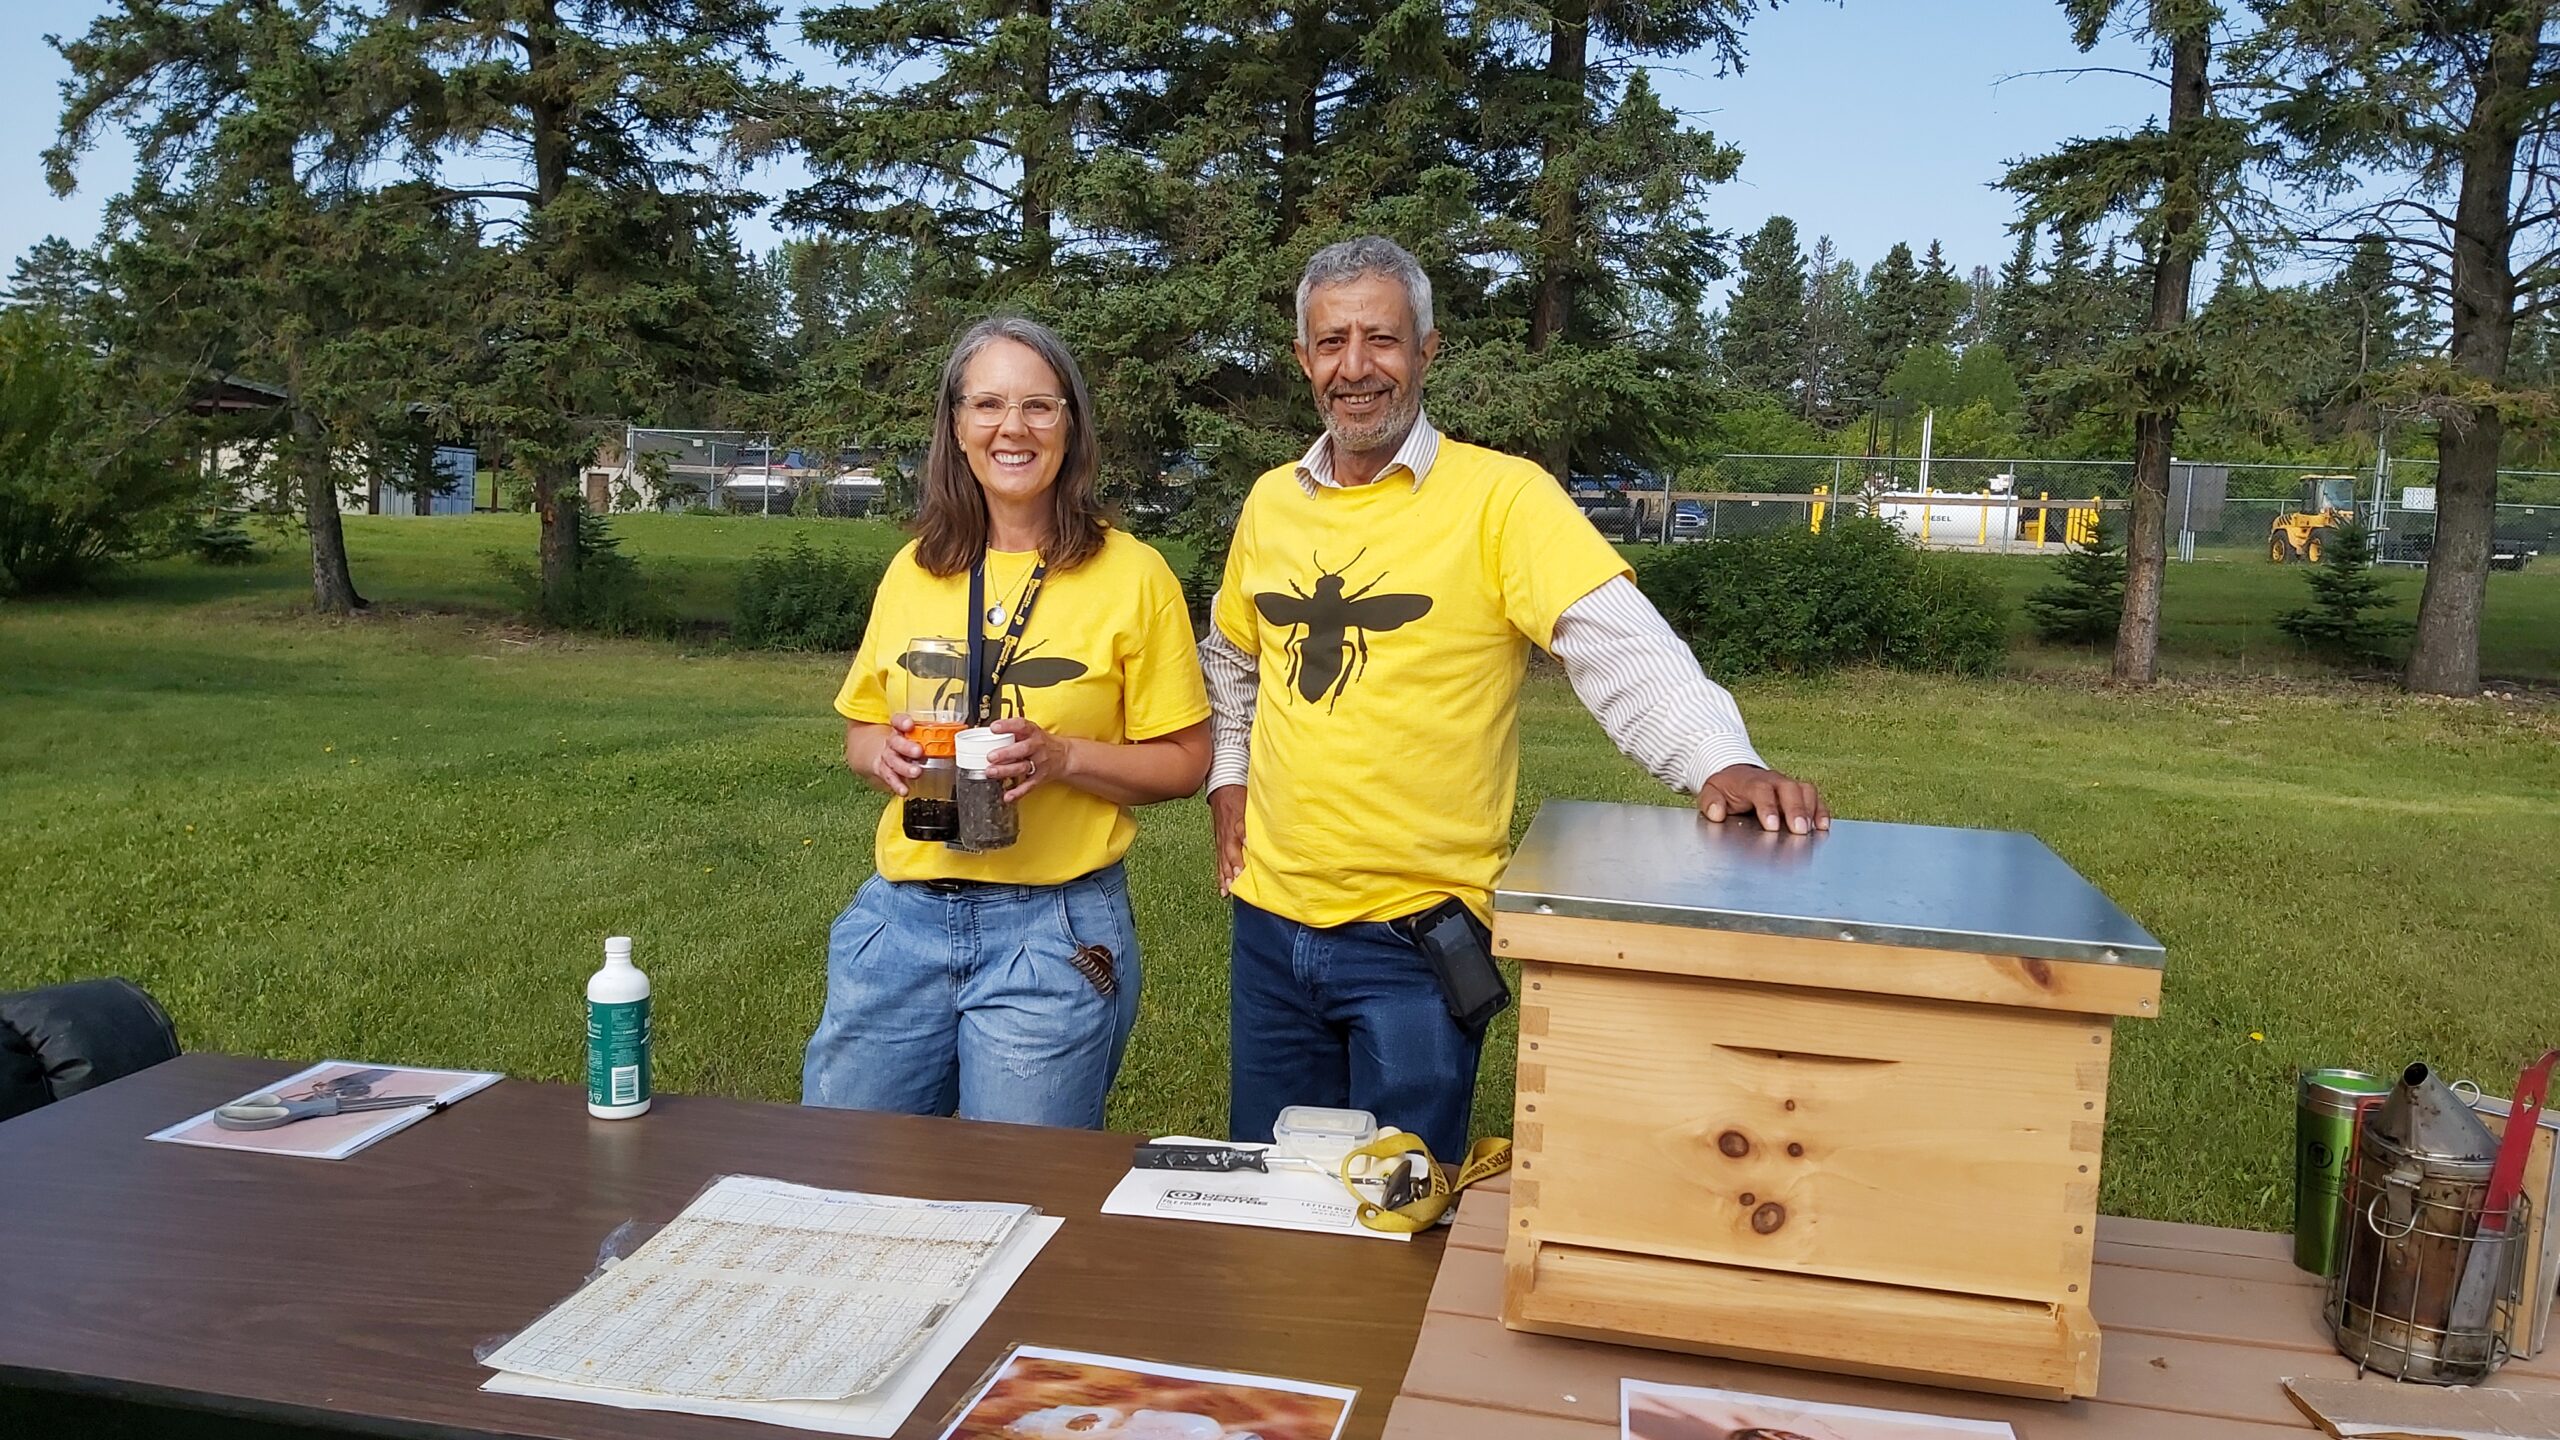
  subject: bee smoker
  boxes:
[2327,1062,2527,1384]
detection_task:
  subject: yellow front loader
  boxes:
[2268,475,2360,563]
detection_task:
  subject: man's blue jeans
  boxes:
[801,862,1140,1129]
[1228,898,1486,1161]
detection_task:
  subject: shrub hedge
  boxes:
[1629,517,2007,679]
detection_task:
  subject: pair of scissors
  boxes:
[213,1091,440,1131]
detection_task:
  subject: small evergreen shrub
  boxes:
[734,536,881,651]
[187,511,263,566]
[2279,520,2409,666]
[2024,520,2126,645]
[490,510,670,636]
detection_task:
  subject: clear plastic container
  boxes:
[1275,1105,1378,1169]
[952,726,1018,852]
[902,638,965,842]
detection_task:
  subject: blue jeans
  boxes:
[1228,898,1486,1162]
[801,862,1140,1129]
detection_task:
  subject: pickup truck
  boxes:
[1566,476,1647,543]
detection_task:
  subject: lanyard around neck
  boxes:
[966,552,1048,725]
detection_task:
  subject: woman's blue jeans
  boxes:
[801,862,1140,1129]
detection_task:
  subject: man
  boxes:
[1202,235,1827,1162]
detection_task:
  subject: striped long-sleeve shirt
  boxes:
[1200,415,1764,796]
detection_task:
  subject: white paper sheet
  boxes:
[1098,1137,1410,1243]
[483,1177,1033,1401]
[484,1213,1060,1436]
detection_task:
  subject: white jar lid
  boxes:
[954,726,1006,770]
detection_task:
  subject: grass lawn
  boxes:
[4,514,2557,1231]
[1958,549,2560,685]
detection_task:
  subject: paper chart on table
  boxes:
[482,1175,1034,1402]
[483,1214,1062,1437]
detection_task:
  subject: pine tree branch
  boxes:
[433,187,542,204]
[1996,65,2171,91]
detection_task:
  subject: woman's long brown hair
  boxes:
[912,316,1107,576]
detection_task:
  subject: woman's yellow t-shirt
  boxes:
[835,528,1209,885]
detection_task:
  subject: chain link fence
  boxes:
[603,428,893,517]
[1619,454,2556,570]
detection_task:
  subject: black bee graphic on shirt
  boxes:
[1253,549,1433,708]
[897,641,1088,719]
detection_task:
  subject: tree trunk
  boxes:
[1277,6,1319,238]
[296,406,364,616]
[2406,10,2532,695]
[536,462,580,613]
[2117,415,2172,684]
[1018,0,1056,273]
[2112,23,2208,686]
[1528,0,1588,479]
[524,3,579,616]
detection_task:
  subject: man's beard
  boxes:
[1322,379,1423,457]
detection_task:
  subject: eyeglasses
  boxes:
[958,392,1069,430]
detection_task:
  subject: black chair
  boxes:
[0,978,181,1124]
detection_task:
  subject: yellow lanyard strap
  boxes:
[1340,1132,1513,1233]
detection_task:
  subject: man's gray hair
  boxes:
[1296,236,1436,346]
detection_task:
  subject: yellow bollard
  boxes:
[2035,491,2050,548]
[1921,488,1933,546]
[1811,485,1826,535]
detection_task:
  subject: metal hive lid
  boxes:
[1495,800,2164,969]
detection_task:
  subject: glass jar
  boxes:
[901,637,966,843]
[951,726,1018,852]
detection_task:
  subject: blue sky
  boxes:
[3,0,2161,288]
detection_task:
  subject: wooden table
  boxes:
[0,1055,1443,1440]
[1385,1176,2560,1438]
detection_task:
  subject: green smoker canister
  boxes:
[2295,1068,2393,1275]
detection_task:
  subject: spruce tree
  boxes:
[2038,219,2099,374]
[1723,216,1809,399]
[1859,241,1923,401]
[343,0,780,619]
[1991,228,2040,359]
[1955,262,1999,348]
[2279,521,2410,665]
[3,238,101,335]
[1800,236,1863,423]
[1478,1,1758,478]
[2253,0,2560,694]
[1915,239,1963,351]
[50,1,479,615]
[2025,520,2128,645]
[2006,0,2251,687]
[2327,235,2414,384]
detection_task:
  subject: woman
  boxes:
[803,316,1211,1128]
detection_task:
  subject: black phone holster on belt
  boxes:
[1397,898,1510,1032]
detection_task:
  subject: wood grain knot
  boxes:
[1786,1142,1805,1158]
[1717,1130,1751,1158]
[2023,957,2054,988]
[1752,1202,1788,1234]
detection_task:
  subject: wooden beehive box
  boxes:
[1494,802,2164,1401]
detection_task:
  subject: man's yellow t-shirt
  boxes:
[837,528,1209,886]
[1213,439,1631,927]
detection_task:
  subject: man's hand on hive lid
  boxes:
[1698,764,1830,836]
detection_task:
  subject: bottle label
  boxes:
[587,997,651,1107]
